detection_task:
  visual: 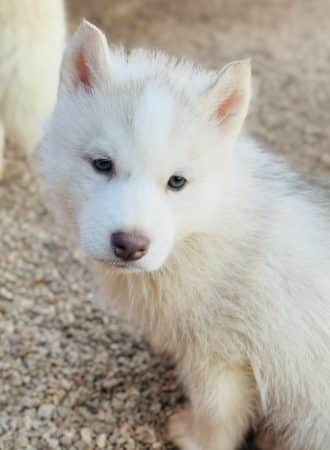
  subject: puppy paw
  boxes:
[168,409,198,449]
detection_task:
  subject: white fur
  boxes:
[39,22,330,450]
[0,0,65,179]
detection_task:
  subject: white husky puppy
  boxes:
[40,21,330,450]
[0,0,65,179]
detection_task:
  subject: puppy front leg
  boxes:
[169,364,256,450]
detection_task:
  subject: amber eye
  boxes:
[167,175,187,191]
[92,158,113,174]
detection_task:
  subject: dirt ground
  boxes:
[1,0,330,449]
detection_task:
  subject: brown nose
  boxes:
[111,232,150,262]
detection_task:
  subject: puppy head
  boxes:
[40,21,251,272]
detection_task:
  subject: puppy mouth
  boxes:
[95,257,144,273]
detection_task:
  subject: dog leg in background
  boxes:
[0,121,5,180]
[168,365,256,450]
[0,0,65,180]
[15,117,42,161]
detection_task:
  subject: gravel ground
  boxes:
[1,1,330,449]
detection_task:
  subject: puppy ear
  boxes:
[206,60,251,137]
[59,20,110,94]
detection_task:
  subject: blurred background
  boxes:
[1,1,330,449]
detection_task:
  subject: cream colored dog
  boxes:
[0,0,65,179]
[40,21,330,450]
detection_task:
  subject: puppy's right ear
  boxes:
[59,20,110,95]
[204,60,251,140]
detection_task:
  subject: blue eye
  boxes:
[92,158,113,173]
[167,175,187,191]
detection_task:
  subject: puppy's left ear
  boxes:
[206,60,251,138]
[59,20,110,95]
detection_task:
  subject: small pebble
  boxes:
[81,428,93,444]
[38,404,55,420]
[96,433,107,448]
